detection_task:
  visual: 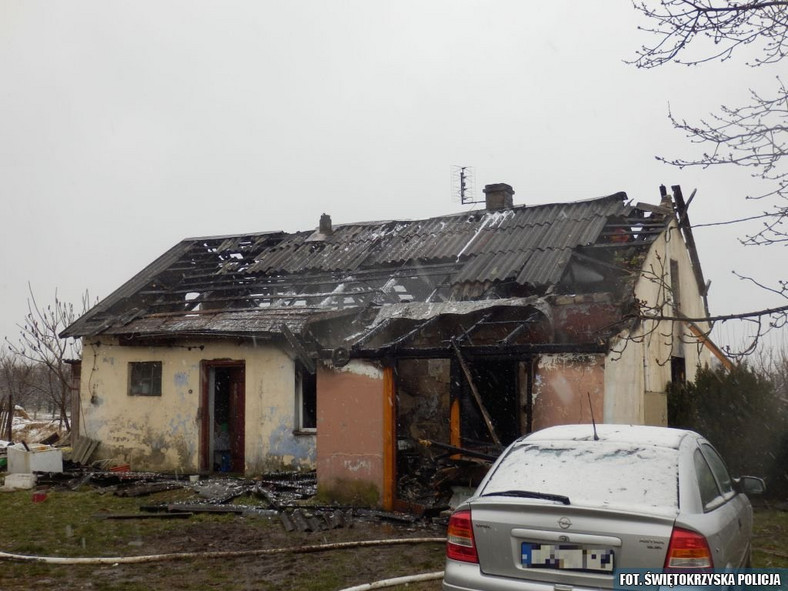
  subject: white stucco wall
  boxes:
[78,337,315,474]
[604,221,711,425]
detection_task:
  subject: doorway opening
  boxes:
[201,361,245,473]
[456,358,520,449]
[389,357,528,510]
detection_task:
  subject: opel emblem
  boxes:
[558,517,572,529]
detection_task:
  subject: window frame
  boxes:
[128,361,163,397]
[294,362,317,433]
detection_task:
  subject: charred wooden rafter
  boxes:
[338,342,607,360]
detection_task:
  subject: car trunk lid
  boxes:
[469,499,675,588]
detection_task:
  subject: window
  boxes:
[694,448,722,511]
[484,440,680,513]
[701,444,734,496]
[295,362,316,431]
[671,356,686,385]
[129,362,162,396]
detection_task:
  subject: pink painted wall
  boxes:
[316,364,385,501]
[532,354,605,431]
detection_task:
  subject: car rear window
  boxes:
[481,441,679,516]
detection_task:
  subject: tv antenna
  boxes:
[451,165,482,205]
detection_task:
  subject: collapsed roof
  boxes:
[62,191,674,345]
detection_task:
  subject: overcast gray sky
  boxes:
[1,1,785,354]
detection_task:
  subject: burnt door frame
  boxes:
[451,357,526,448]
[200,360,246,473]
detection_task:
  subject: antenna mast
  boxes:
[451,165,482,205]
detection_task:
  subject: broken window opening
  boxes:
[128,361,162,396]
[295,362,317,431]
[671,356,686,386]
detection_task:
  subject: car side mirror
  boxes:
[735,476,766,495]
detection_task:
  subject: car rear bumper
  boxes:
[443,559,613,591]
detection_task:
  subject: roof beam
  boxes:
[344,342,607,360]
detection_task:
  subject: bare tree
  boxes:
[0,350,35,440]
[632,1,788,68]
[631,1,788,353]
[4,286,90,432]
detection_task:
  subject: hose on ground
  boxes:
[338,571,445,591]
[0,536,447,565]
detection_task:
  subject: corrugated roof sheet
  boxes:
[234,195,628,277]
[102,308,319,337]
[63,192,666,338]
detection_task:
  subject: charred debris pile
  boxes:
[30,468,450,532]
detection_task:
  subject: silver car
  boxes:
[443,424,764,591]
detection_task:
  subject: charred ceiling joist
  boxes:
[339,298,560,360]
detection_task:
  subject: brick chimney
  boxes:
[483,183,515,210]
[319,213,332,235]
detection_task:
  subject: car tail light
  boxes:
[446,509,478,563]
[664,527,713,570]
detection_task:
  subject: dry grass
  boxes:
[753,504,788,567]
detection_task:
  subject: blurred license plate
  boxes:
[521,543,614,572]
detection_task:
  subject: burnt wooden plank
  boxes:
[166,504,245,514]
[93,512,193,520]
[71,436,99,465]
[114,482,184,497]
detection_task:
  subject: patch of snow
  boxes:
[380,277,398,293]
[527,423,690,449]
[370,296,549,327]
[483,209,516,227]
[335,360,383,380]
[320,283,347,307]
[482,427,685,517]
[7,406,66,445]
[456,215,494,261]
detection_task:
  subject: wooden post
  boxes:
[450,399,461,448]
[382,365,396,511]
[451,341,502,448]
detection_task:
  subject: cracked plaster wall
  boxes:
[316,361,386,502]
[532,353,605,431]
[78,338,315,474]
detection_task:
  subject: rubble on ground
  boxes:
[0,404,478,528]
[4,466,442,532]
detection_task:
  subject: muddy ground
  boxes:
[0,499,447,591]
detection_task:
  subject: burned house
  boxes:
[62,183,716,510]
